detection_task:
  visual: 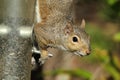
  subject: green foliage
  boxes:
[113,32,120,42]
[101,0,120,22]
[86,24,114,50]
[44,69,92,79]
[85,24,120,80]
[104,64,120,80]
[106,0,118,5]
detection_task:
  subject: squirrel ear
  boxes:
[80,19,86,29]
[64,22,73,34]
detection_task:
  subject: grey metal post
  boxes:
[0,0,35,80]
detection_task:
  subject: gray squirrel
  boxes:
[32,0,91,66]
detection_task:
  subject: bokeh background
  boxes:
[31,0,120,80]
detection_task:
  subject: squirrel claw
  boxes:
[48,53,53,57]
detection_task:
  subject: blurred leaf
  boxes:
[86,24,114,50]
[104,64,120,80]
[100,0,120,22]
[44,69,92,79]
[106,0,117,5]
[113,32,120,42]
[94,49,109,63]
[70,69,92,79]
[113,54,120,71]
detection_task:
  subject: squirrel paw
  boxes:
[32,47,53,65]
[39,52,53,64]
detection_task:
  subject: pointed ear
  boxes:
[64,22,73,35]
[80,19,86,29]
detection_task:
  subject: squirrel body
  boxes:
[33,0,91,63]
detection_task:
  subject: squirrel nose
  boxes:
[86,49,91,55]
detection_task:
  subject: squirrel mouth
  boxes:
[73,51,86,57]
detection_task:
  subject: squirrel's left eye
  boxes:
[72,36,78,42]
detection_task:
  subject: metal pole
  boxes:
[0,0,35,80]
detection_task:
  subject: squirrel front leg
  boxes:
[32,28,53,66]
[32,46,53,66]
[39,49,53,64]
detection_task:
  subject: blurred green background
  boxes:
[32,0,120,80]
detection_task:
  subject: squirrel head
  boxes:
[62,19,91,56]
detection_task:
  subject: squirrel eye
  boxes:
[72,36,78,42]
